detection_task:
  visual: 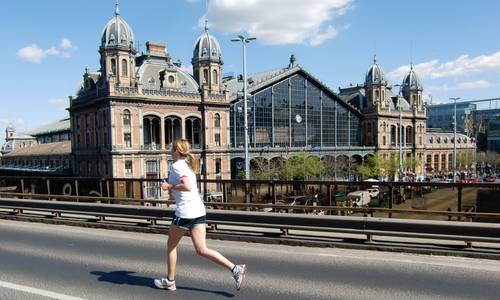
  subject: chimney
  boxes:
[146,41,167,57]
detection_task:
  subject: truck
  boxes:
[346,190,371,207]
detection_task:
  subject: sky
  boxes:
[1,0,500,142]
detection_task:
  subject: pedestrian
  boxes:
[154,138,247,291]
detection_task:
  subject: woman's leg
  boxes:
[190,225,234,271]
[167,224,185,280]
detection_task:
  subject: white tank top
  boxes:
[168,160,205,218]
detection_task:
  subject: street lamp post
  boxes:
[392,84,404,181]
[232,35,256,181]
[450,97,460,182]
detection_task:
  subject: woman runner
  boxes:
[154,138,247,291]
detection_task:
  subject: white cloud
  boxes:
[456,80,493,90]
[60,38,73,49]
[0,118,10,124]
[202,0,352,46]
[17,38,77,63]
[388,51,500,81]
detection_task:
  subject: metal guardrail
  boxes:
[1,191,500,221]
[1,198,500,246]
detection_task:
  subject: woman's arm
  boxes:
[165,176,192,192]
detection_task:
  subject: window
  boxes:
[104,161,109,177]
[214,113,221,128]
[168,75,175,83]
[383,135,386,146]
[124,133,132,148]
[215,133,221,146]
[203,69,208,84]
[213,69,218,85]
[122,59,128,76]
[125,161,133,175]
[215,158,221,174]
[103,132,108,147]
[390,125,397,146]
[123,109,131,127]
[111,59,116,75]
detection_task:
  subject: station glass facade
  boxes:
[230,74,361,149]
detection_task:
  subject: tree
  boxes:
[285,152,324,180]
[403,154,421,173]
[356,155,381,180]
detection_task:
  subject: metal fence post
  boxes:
[46,179,51,197]
[222,182,228,204]
[271,181,277,205]
[75,180,79,202]
[457,186,463,221]
[388,185,394,218]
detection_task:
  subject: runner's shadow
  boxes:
[90,270,234,298]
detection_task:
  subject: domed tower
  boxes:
[402,65,424,110]
[192,21,223,93]
[99,1,137,87]
[364,55,388,110]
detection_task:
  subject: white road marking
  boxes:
[0,280,86,300]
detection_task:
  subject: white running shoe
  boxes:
[232,264,247,290]
[154,277,176,291]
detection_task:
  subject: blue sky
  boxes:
[2,0,500,142]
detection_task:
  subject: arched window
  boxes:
[122,59,128,76]
[185,117,202,149]
[143,116,161,150]
[213,69,218,85]
[214,113,221,146]
[406,126,413,146]
[390,125,397,146]
[123,109,131,127]
[165,116,182,146]
[111,59,116,75]
[214,113,221,128]
[203,69,208,84]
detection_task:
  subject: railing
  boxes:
[0,176,499,223]
[1,197,500,248]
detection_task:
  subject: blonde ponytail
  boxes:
[186,153,199,174]
[173,138,199,173]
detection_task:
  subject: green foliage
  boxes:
[403,154,420,172]
[285,152,324,180]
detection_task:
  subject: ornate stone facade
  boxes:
[339,58,476,177]
[69,3,230,198]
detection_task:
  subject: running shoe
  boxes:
[154,277,176,291]
[232,264,247,290]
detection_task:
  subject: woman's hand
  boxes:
[161,182,170,191]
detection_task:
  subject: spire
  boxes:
[115,0,120,16]
[204,19,209,32]
[410,61,414,70]
[373,53,377,64]
[289,54,296,68]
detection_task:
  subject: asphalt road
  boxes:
[1,219,499,300]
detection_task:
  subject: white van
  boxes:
[347,191,371,207]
